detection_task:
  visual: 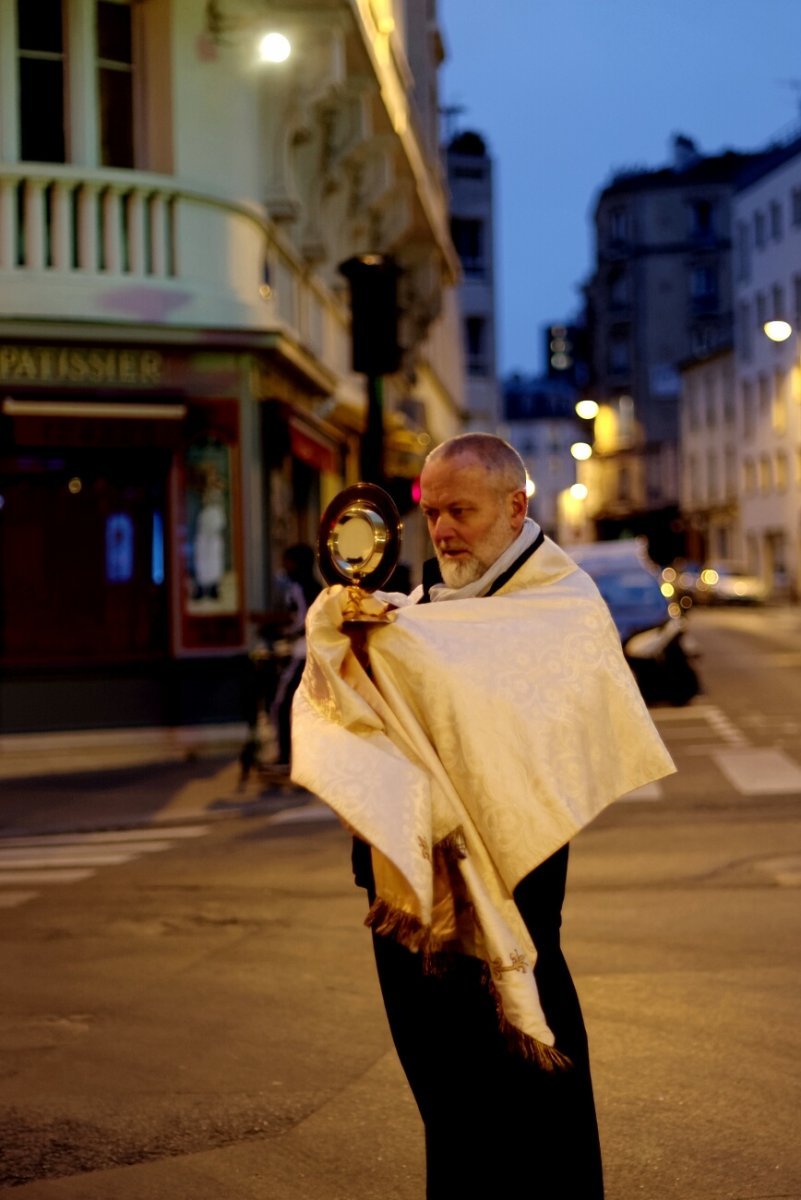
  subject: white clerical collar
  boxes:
[428,518,542,603]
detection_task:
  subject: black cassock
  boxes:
[355,838,604,1200]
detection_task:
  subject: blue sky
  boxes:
[438,0,801,376]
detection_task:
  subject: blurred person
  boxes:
[270,543,321,768]
[292,434,674,1198]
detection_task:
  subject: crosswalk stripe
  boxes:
[712,748,801,795]
[0,826,208,849]
[267,804,338,826]
[0,891,38,908]
[0,868,95,885]
[0,850,135,868]
[0,824,210,910]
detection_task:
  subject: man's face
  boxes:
[419,454,527,588]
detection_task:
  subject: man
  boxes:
[292,434,674,1198]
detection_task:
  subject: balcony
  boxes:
[0,165,350,378]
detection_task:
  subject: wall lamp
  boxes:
[204,1,292,60]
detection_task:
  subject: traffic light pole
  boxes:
[360,373,385,485]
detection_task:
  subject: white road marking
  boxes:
[618,781,663,801]
[267,804,338,825]
[0,891,38,908]
[0,849,135,868]
[0,826,208,848]
[0,868,95,885]
[0,824,210,910]
[712,747,801,795]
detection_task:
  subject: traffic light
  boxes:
[339,255,401,376]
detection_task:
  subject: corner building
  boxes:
[0,0,463,735]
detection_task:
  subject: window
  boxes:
[724,447,736,498]
[776,451,788,491]
[792,187,801,227]
[464,316,487,375]
[17,0,66,162]
[758,373,770,413]
[737,301,753,362]
[794,274,801,326]
[759,454,772,493]
[707,452,718,502]
[735,220,751,283]
[451,218,485,277]
[691,265,718,300]
[773,369,788,434]
[742,379,755,439]
[689,199,714,239]
[754,210,766,249]
[743,458,756,494]
[756,292,768,330]
[796,447,801,486]
[772,284,785,320]
[704,376,717,428]
[608,206,630,244]
[97,0,134,168]
[607,333,630,374]
[684,377,699,432]
[770,200,783,241]
[608,268,630,308]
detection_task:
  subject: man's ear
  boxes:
[508,487,528,531]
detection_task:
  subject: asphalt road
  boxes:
[0,605,800,1199]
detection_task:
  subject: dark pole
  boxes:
[361,374,385,485]
[338,254,399,487]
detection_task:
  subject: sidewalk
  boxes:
[0,725,312,837]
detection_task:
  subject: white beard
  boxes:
[436,552,485,589]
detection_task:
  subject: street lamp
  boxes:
[570,441,593,461]
[763,319,793,343]
[575,399,599,420]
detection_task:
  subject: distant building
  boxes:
[679,346,739,566]
[446,130,501,430]
[584,133,775,561]
[729,133,801,596]
[501,374,582,538]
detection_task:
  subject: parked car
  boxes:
[569,540,701,706]
[694,563,767,605]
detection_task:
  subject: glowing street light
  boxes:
[525,475,536,498]
[570,441,593,461]
[570,483,588,500]
[258,31,291,62]
[575,399,599,420]
[763,319,793,343]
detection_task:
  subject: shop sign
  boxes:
[0,345,164,387]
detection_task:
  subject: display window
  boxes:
[174,399,245,653]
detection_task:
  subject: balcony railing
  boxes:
[0,164,351,381]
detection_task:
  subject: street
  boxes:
[1,606,800,1199]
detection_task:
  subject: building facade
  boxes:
[729,137,801,596]
[584,134,770,562]
[445,129,500,430]
[501,374,582,539]
[0,0,464,735]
